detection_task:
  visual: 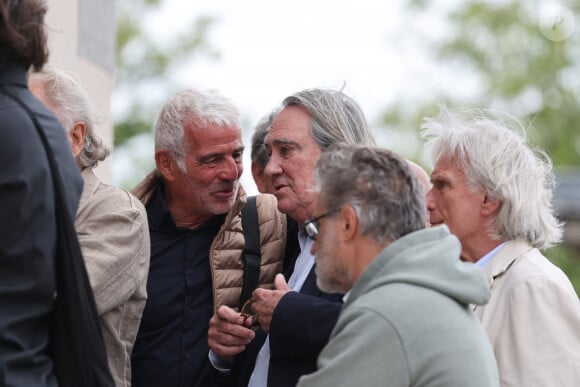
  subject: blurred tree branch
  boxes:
[382,0,580,166]
[114,0,218,146]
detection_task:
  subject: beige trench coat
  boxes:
[474,239,580,387]
[76,168,150,387]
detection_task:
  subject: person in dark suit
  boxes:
[208,88,376,387]
[0,1,84,385]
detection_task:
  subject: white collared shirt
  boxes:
[248,229,315,387]
[475,241,508,269]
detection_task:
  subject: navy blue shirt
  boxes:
[132,182,225,387]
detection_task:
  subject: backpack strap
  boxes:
[239,196,261,309]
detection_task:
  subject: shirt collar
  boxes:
[475,241,508,269]
[0,62,29,86]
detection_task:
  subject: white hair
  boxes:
[154,89,240,171]
[29,68,110,168]
[421,107,562,249]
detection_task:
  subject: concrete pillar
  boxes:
[45,0,116,183]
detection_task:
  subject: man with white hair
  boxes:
[30,68,150,387]
[422,108,580,387]
[130,89,287,387]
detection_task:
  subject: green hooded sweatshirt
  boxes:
[298,225,499,387]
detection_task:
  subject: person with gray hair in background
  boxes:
[208,88,375,387]
[130,89,287,387]
[422,108,580,387]
[297,144,499,387]
[29,68,151,387]
[251,109,279,194]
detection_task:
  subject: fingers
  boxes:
[252,287,269,301]
[251,290,279,334]
[255,314,271,334]
[250,284,294,334]
[274,273,291,291]
[208,306,256,358]
[216,304,245,324]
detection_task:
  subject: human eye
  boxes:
[432,178,447,190]
[200,155,220,166]
[233,151,243,163]
[264,143,272,157]
[279,145,293,157]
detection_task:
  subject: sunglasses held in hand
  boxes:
[240,298,260,331]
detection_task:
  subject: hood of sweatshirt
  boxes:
[347,225,490,308]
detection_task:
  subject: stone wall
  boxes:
[45,0,116,183]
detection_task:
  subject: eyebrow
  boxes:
[199,146,245,161]
[430,173,447,183]
[264,137,299,148]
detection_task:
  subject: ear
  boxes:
[481,194,501,217]
[155,150,178,181]
[339,205,359,242]
[251,162,267,193]
[68,122,86,159]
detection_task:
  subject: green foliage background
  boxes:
[383,0,580,295]
[114,0,579,294]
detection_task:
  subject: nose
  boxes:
[425,187,435,212]
[219,157,242,181]
[264,152,282,179]
[310,240,317,256]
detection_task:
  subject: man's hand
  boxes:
[208,305,256,360]
[251,274,293,333]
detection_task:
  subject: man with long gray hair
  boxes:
[29,68,151,387]
[297,144,499,387]
[422,108,580,386]
[208,88,375,387]
[130,89,287,387]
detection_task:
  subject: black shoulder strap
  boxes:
[239,196,261,308]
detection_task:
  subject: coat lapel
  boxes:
[473,239,533,312]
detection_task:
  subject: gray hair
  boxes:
[29,68,110,168]
[421,107,562,249]
[154,88,240,171]
[251,108,279,169]
[283,88,376,149]
[315,144,426,245]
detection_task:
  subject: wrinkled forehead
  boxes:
[264,105,312,145]
[431,154,471,184]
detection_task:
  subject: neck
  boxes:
[163,184,211,230]
[171,209,210,229]
[350,237,391,284]
[461,238,507,263]
[290,205,316,225]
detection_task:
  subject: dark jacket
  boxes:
[231,222,343,387]
[0,63,84,386]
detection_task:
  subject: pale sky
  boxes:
[112,0,461,193]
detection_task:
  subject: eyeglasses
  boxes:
[302,208,340,240]
[239,298,260,331]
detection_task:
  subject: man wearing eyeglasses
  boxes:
[296,144,499,387]
[208,88,375,387]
